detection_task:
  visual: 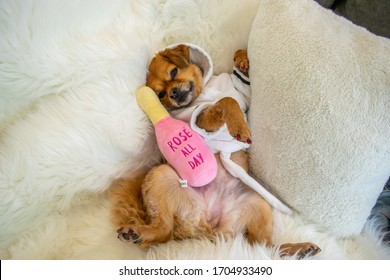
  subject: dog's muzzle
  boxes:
[170,81,194,107]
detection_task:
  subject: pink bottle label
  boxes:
[155,116,217,187]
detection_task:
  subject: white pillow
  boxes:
[248,0,390,236]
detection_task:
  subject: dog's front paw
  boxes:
[235,58,249,74]
[234,50,249,76]
[117,227,142,244]
[228,120,252,144]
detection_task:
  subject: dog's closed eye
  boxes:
[170,67,178,80]
[158,91,166,99]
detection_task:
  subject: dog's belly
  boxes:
[185,161,253,234]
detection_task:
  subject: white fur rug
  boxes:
[0,0,389,259]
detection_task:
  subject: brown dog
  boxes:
[109,44,320,258]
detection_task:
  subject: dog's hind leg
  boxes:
[119,164,197,248]
[241,195,321,258]
[109,174,147,233]
[241,194,274,247]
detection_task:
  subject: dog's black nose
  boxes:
[170,87,179,99]
[170,88,189,101]
[170,82,194,101]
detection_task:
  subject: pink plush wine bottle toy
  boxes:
[136,86,218,187]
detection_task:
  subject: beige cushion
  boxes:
[248,0,390,236]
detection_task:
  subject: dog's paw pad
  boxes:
[298,244,321,259]
[117,228,142,244]
[121,232,131,241]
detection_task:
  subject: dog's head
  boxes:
[146,44,204,110]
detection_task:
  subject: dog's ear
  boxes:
[162,44,190,68]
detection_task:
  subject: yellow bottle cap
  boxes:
[136,86,169,125]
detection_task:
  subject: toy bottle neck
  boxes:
[136,86,172,125]
[141,101,170,125]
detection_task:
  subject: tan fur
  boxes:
[146,45,204,110]
[109,45,320,258]
[196,96,251,143]
[234,49,250,77]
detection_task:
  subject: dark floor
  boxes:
[369,178,390,243]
